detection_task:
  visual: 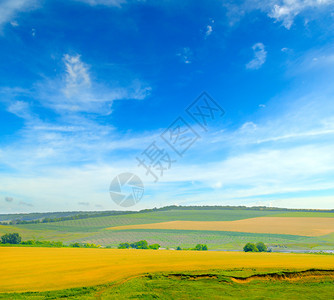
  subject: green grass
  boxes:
[1,269,333,299]
[101,273,334,300]
[0,225,92,242]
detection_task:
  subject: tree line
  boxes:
[118,240,161,250]
[243,242,270,252]
[118,241,208,251]
[2,205,333,226]
[0,233,101,248]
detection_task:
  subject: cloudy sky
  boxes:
[1,0,334,213]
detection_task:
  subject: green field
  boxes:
[1,208,334,250]
[1,269,333,299]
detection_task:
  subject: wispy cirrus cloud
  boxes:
[204,19,214,38]
[0,0,38,29]
[0,0,129,30]
[246,43,267,69]
[0,53,151,173]
[177,47,192,64]
[36,54,151,114]
[2,84,334,211]
[75,0,127,7]
[224,0,334,29]
[268,0,334,29]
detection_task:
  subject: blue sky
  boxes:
[1,0,334,212]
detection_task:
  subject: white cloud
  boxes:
[268,0,334,29]
[204,19,214,38]
[63,54,91,97]
[0,0,129,30]
[136,82,334,209]
[0,53,152,191]
[224,0,334,30]
[177,47,192,64]
[240,121,257,131]
[205,25,213,37]
[0,0,38,29]
[7,100,32,120]
[257,195,334,209]
[280,47,294,55]
[3,74,334,210]
[246,42,267,70]
[36,53,151,114]
[75,0,127,7]
[2,90,334,211]
[10,20,19,27]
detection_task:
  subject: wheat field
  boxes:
[1,247,334,293]
[108,217,334,236]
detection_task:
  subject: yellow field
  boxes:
[108,217,334,236]
[1,247,334,293]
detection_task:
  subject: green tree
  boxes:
[130,240,149,249]
[194,244,208,251]
[176,246,182,250]
[118,242,130,249]
[243,243,258,252]
[1,233,21,244]
[21,240,36,245]
[149,243,160,250]
[256,242,267,252]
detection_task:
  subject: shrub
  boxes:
[130,240,149,249]
[256,242,267,252]
[243,243,258,252]
[1,233,21,244]
[20,240,63,247]
[194,244,208,251]
[149,244,160,250]
[118,242,130,249]
[83,243,99,248]
[21,240,36,245]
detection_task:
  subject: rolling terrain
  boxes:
[1,207,334,299]
[108,217,334,236]
[1,207,334,250]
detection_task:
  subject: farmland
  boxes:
[1,208,334,299]
[108,217,334,236]
[1,208,334,250]
[1,247,334,296]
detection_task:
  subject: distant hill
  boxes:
[1,205,333,223]
[0,211,124,222]
[1,206,334,251]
